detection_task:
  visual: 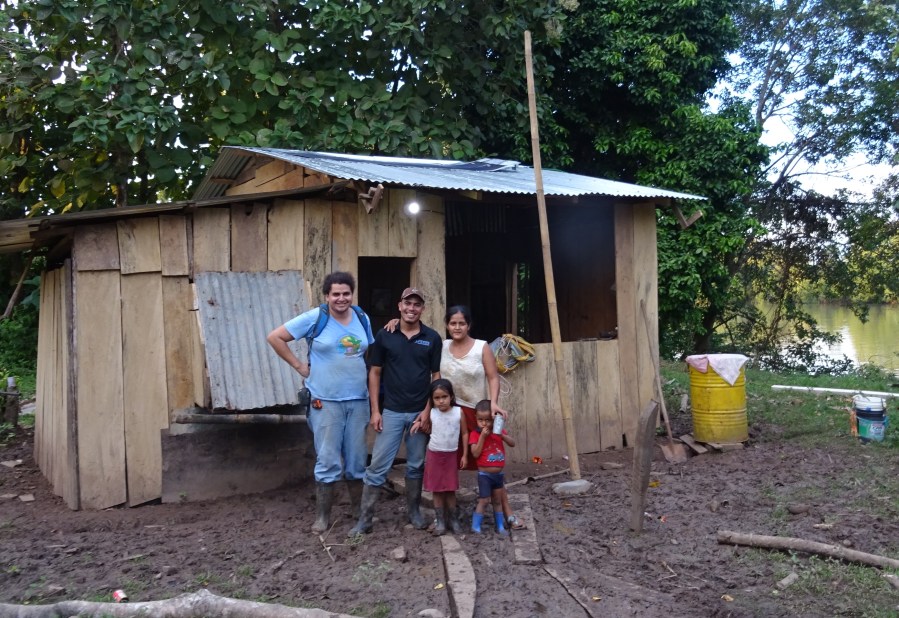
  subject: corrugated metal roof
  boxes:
[195,270,311,411]
[193,147,706,202]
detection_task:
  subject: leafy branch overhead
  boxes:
[0,0,568,214]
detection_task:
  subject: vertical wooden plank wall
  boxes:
[192,208,230,273]
[387,189,418,258]
[75,270,126,509]
[61,260,77,508]
[331,201,359,286]
[502,340,622,463]
[303,198,332,301]
[71,225,126,509]
[410,192,445,330]
[36,267,76,504]
[121,274,168,506]
[231,203,268,272]
[597,340,623,450]
[268,199,305,271]
[615,204,640,447]
[633,203,658,418]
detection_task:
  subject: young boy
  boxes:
[469,399,515,535]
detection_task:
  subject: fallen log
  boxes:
[0,588,355,618]
[717,530,899,570]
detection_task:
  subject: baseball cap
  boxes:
[400,287,426,303]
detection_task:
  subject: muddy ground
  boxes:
[2,414,898,618]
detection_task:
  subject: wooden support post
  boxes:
[630,401,660,532]
[524,30,581,480]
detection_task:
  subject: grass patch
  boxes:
[348,601,391,618]
[351,560,391,589]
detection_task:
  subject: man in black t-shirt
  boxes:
[349,287,442,535]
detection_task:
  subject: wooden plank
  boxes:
[501,362,529,464]
[226,160,291,196]
[117,218,161,274]
[261,168,305,192]
[387,188,417,257]
[597,340,623,450]
[159,215,189,276]
[303,198,332,303]
[523,344,556,461]
[331,201,359,288]
[121,274,168,506]
[679,434,708,455]
[614,204,639,448]
[162,277,195,413]
[508,494,542,564]
[252,160,291,187]
[632,203,658,443]
[61,260,78,509]
[34,267,54,486]
[565,341,601,453]
[230,202,268,272]
[357,191,389,257]
[75,270,126,509]
[267,199,304,271]
[410,193,445,331]
[190,309,210,408]
[192,208,230,273]
[73,224,120,271]
[630,401,659,532]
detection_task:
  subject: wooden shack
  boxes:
[0,147,702,510]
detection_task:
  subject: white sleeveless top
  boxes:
[429,405,461,452]
[440,339,488,408]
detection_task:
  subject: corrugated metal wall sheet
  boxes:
[195,270,310,411]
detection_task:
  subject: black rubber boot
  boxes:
[405,477,428,530]
[311,482,334,534]
[448,507,464,534]
[348,484,378,535]
[434,507,447,536]
[346,480,363,519]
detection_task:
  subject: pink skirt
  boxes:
[423,449,459,493]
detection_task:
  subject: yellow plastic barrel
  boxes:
[689,365,748,443]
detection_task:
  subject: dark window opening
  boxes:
[445,200,617,344]
[357,257,412,332]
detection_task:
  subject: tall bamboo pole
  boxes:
[524,31,581,480]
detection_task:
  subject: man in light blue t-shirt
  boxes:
[267,271,374,534]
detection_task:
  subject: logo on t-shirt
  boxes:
[337,335,364,357]
[414,340,431,347]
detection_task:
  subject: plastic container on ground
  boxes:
[853,395,888,443]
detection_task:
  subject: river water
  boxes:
[803,303,899,375]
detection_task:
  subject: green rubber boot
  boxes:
[311,482,335,534]
[346,480,363,519]
[405,477,428,530]
[348,484,379,536]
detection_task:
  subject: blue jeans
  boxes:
[363,408,428,486]
[307,399,369,484]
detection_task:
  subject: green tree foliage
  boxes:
[0,0,567,217]
[704,0,899,369]
[478,0,769,357]
[484,0,743,179]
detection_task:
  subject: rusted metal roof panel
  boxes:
[193,147,706,202]
[195,270,311,411]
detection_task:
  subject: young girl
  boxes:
[416,379,465,535]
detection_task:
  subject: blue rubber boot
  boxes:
[471,512,484,534]
[495,512,509,536]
